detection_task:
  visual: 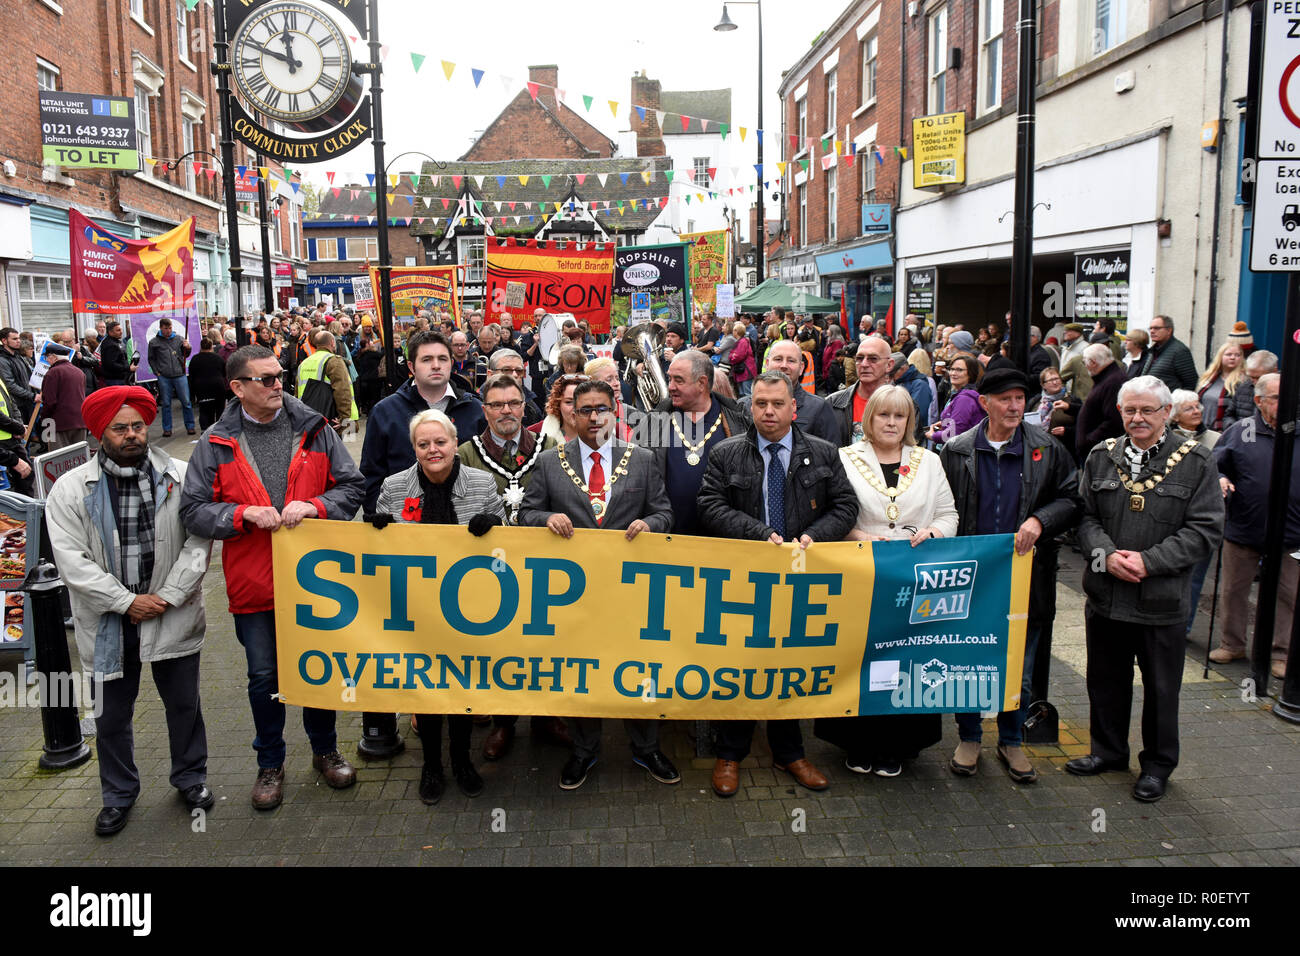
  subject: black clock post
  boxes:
[211,0,247,341]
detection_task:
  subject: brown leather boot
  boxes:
[712,759,740,797]
[312,750,357,789]
[251,766,284,810]
[536,716,572,748]
[773,758,829,791]
[483,725,514,761]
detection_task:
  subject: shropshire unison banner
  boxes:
[273,523,1030,719]
[369,264,461,326]
[485,238,615,333]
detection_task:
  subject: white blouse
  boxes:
[839,441,959,540]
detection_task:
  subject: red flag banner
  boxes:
[70,209,195,315]
[485,239,615,332]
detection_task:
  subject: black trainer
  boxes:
[633,750,681,784]
[559,754,597,790]
[419,765,445,805]
[453,761,484,797]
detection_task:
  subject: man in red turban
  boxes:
[81,386,157,442]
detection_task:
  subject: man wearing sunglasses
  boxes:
[181,345,364,812]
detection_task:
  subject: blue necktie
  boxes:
[766,443,786,539]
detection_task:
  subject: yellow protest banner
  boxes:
[273,522,1030,720]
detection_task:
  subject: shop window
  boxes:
[16,272,73,339]
[860,35,877,107]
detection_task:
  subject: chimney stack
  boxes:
[528,64,559,112]
[631,71,664,157]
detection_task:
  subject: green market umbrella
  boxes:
[734,278,837,311]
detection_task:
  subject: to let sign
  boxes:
[39,92,138,170]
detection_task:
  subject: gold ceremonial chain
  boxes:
[1106,436,1199,512]
[671,411,724,466]
[844,445,925,524]
[557,444,635,519]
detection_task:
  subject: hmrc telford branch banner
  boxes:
[273,524,1030,720]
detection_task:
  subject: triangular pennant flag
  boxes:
[410,174,421,188]
[777,162,788,176]
[405,195,414,205]
[368,191,376,202]
[541,175,552,189]
[596,173,607,187]
[635,105,646,122]
[518,175,529,186]
[557,89,566,103]
[485,217,493,227]
[821,154,836,170]
[874,148,884,166]
[430,175,440,186]
[655,110,666,130]
[527,82,539,101]
[472,175,484,188]
[236,164,247,179]
[835,140,843,155]
[366,173,375,186]
[754,164,762,176]
[582,94,593,112]
[259,166,270,180]
[508,202,516,211]
[641,170,652,184]
[679,114,690,132]
[822,136,831,152]
[800,159,810,172]
[664,169,674,183]
[496,175,506,187]
[441,60,455,81]
[739,127,748,142]
[608,100,619,117]
[696,194,704,202]
[499,74,514,94]
[575,173,586,185]
[387,174,398,188]
[205,168,218,181]
[700,119,709,133]
[290,181,300,194]
[441,198,450,210]
[379,46,389,62]
[471,68,484,87]
[684,195,691,205]
[619,172,629,185]
[452,175,462,189]
[896,146,908,159]
[844,154,855,166]
[707,167,717,181]
[410,52,426,72]
[405,217,412,226]
[554,202,562,212]
[349,189,358,200]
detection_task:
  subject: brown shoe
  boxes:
[773,758,829,791]
[251,766,284,810]
[1209,647,1246,664]
[950,740,980,776]
[312,750,357,789]
[1272,660,1287,679]
[536,716,573,748]
[483,725,514,761]
[712,759,740,797]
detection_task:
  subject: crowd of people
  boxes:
[29,297,1297,838]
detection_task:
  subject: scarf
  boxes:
[99,451,155,593]
[418,456,460,525]
[1122,432,1166,480]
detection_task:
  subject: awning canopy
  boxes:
[734,278,837,311]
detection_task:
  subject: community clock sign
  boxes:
[225,0,372,159]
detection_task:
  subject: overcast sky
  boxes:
[299,0,852,204]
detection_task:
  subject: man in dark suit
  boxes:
[1074,344,1126,460]
[753,340,840,444]
[697,371,859,798]
[518,379,680,792]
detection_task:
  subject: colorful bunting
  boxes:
[411,52,426,72]
[441,60,455,81]
[471,68,484,87]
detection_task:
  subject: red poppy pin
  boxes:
[515,454,526,466]
[1032,447,1043,462]
[898,464,911,476]
[401,497,423,522]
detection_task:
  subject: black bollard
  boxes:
[357,711,405,759]
[29,559,91,770]
[1273,555,1300,725]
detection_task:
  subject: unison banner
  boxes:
[70,209,195,315]
[679,229,729,317]
[610,242,691,328]
[485,238,615,333]
[273,523,1029,720]
[369,264,460,327]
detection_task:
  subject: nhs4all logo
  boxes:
[908,561,977,625]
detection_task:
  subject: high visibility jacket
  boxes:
[297,350,358,421]
[0,377,14,440]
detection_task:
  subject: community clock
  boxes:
[231,1,352,126]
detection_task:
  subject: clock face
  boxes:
[231,2,351,124]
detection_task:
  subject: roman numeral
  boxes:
[322,56,341,67]
[318,34,335,48]
[319,72,339,89]
[287,93,300,114]
[264,88,282,110]
[241,55,260,71]
[306,87,319,107]
[283,9,298,31]
[245,72,268,94]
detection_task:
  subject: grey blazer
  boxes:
[518,438,673,533]
[375,463,506,525]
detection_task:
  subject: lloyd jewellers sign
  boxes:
[1073,250,1130,330]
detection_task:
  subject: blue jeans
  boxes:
[233,610,337,769]
[956,624,1041,746]
[158,375,195,431]
[737,378,753,397]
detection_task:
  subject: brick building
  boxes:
[0,0,304,333]
[779,0,1263,358]
[303,176,425,308]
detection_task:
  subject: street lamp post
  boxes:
[716,2,764,282]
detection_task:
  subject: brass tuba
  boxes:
[621,321,668,410]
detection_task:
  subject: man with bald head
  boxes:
[750,339,839,444]
[827,334,893,445]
